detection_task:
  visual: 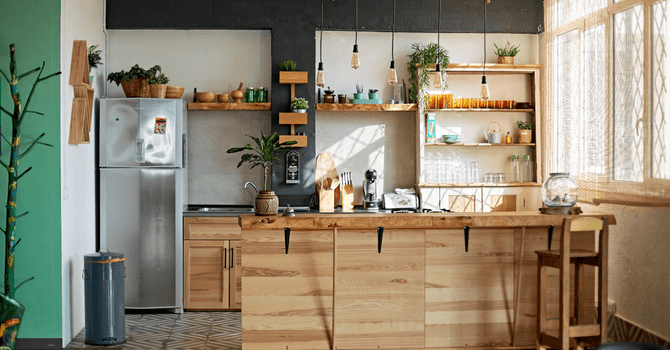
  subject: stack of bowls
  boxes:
[442,134,464,144]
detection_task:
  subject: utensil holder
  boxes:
[341,184,354,212]
[319,189,334,212]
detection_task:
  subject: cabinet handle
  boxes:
[230,247,234,268]
[224,247,227,268]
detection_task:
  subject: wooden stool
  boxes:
[536,217,609,350]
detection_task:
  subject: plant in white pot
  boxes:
[516,120,533,144]
[227,132,296,215]
[290,97,308,113]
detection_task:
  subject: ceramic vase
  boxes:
[1,294,25,350]
[255,191,279,216]
[518,129,532,144]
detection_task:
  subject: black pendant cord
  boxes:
[437,0,441,68]
[355,0,358,46]
[320,0,323,64]
[483,0,487,77]
[392,0,395,61]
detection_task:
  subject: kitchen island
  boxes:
[239,212,615,350]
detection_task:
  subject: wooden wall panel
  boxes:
[242,229,333,350]
[335,229,425,349]
[513,227,596,346]
[426,229,515,347]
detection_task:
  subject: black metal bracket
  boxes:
[377,227,384,253]
[548,225,554,250]
[284,227,291,254]
[464,226,470,252]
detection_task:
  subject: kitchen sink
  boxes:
[197,207,254,213]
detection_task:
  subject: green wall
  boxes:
[0,0,62,338]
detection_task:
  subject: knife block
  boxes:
[318,189,334,212]
[341,184,354,212]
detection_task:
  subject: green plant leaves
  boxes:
[406,42,450,104]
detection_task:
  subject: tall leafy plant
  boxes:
[227,132,296,191]
[406,42,450,105]
[0,45,60,300]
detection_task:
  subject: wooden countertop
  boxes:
[238,211,616,230]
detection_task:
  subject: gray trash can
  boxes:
[83,249,126,345]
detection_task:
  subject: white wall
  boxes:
[60,0,105,345]
[107,30,272,204]
[316,31,538,202]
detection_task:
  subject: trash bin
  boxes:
[83,249,125,345]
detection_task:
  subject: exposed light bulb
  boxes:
[316,62,325,87]
[480,75,490,100]
[388,61,398,86]
[351,44,360,69]
[433,63,443,88]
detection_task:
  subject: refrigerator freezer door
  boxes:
[100,168,182,309]
[100,99,182,167]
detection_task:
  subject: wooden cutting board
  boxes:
[315,152,340,207]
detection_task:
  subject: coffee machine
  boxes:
[363,169,381,210]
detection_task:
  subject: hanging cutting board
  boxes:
[315,152,340,207]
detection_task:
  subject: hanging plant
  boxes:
[406,42,450,105]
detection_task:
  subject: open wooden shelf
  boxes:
[188,102,271,111]
[426,143,536,147]
[279,112,307,125]
[424,108,534,113]
[317,103,417,112]
[417,182,542,188]
[279,135,307,148]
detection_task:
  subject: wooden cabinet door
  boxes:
[184,240,230,310]
[482,187,525,212]
[335,229,425,349]
[229,240,242,309]
[439,187,483,212]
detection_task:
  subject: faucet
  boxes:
[244,181,258,195]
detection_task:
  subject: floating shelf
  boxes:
[279,135,307,148]
[426,143,536,147]
[423,108,534,113]
[417,182,542,188]
[279,71,308,84]
[188,102,271,111]
[279,112,307,125]
[316,103,418,112]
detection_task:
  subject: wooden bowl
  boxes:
[217,94,230,103]
[165,85,184,99]
[194,92,216,103]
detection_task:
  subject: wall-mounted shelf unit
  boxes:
[188,102,271,111]
[417,182,542,188]
[316,103,417,112]
[279,71,308,148]
[426,143,536,147]
[68,40,93,144]
[423,108,534,113]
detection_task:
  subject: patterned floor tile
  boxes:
[171,323,211,334]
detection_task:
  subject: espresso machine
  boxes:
[363,169,381,210]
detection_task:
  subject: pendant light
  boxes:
[480,0,491,100]
[433,0,443,88]
[388,0,398,85]
[317,0,325,87]
[351,0,361,69]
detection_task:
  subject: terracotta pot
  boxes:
[518,129,532,144]
[1,294,25,350]
[120,78,148,98]
[497,56,514,64]
[255,190,279,216]
[149,84,167,98]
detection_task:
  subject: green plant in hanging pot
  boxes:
[406,42,450,106]
[227,132,296,216]
[0,44,61,350]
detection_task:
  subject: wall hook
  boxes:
[284,227,291,254]
[464,226,470,252]
[377,227,384,253]
[547,225,554,250]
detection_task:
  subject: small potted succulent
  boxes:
[516,120,533,144]
[291,97,309,113]
[354,83,364,100]
[368,88,379,100]
[107,64,161,98]
[494,40,520,64]
[148,67,170,99]
[227,132,296,215]
[279,60,297,71]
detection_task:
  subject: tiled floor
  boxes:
[66,312,241,350]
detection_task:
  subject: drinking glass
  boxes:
[488,100,495,108]
[470,161,480,183]
[484,173,492,183]
[429,93,438,109]
[445,94,453,108]
[462,97,471,109]
[497,173,506,183]
[435,158,444,184]
[453,97,462,108]
[470,98,480,109]
[495,100,503,109]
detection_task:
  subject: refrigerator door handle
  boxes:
[182,134,186,168]
[135,139,145,163]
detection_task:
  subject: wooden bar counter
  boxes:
[239,212,615,350]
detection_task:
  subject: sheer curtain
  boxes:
[545,0,670,205]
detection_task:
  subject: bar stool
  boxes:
[536,217,609,350]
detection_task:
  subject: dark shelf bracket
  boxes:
[284,227,291,254]
[464,226,470,252]
[548,225,554,250]
[377,227,384,253]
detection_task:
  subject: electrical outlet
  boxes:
[607,299,617,314]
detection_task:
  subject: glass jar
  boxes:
[256,87,266,102]
[542,173,578,207]
[509,155,520,183]
[245,86,255,103]
[523,155,534,182]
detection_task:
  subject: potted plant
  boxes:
[1,44,61,350]
[87,44,103,84]
[290,97,308,113]
[494,40,520,64]
[354,83,364,100]
[368,88,379,100]
[279,60,297,71]
[148,69,170,99]
[516,120,533,144]
[227,132,297,215]
[279,59,308,85]
[406,42,450,106]
[107,64,160,98]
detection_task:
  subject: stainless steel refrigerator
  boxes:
[99,98,187,312]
